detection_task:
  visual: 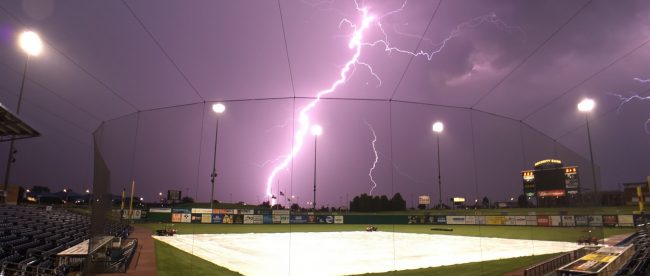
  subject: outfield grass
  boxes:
[140,223,633,242]
[154,239,242,276]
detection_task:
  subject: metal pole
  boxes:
[585,114,598,196]
[313,135,317,212]
[210,118,219,210]
[436,133,442,208]
[2,57,29,198]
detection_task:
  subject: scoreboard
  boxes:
[522,159,580,197]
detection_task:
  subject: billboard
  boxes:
[212,214,224,224]
[575,215,588,227]
[418,195,430,205]
[446,216,465,225]
[201,214,212,223]
[603,215,618,227]
[589,215,603,227]
[167,190,181,202]
[486,216,506,225]
[537,215,550,226]
[618,215,634,227]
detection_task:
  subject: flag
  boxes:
[280,191,284,196]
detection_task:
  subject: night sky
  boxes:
[0,0,648,207]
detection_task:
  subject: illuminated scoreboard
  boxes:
[522,159,580,197]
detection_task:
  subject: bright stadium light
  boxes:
[19,31,43,56]
[432,121,444,133]
[311,125,323,136]
[212,103,226,114]
[577,98,598,195]
[85,189,90,194]
[577,98,595,112]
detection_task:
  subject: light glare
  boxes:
[212,103,226,114]
[577,98,595,112]
[311,125,323,136]
[18,31,43,56]
[432,121,444,133]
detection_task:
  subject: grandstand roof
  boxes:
[0,1,648,202]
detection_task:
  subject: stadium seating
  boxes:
[0,205,131,276]
[615,228,650,275]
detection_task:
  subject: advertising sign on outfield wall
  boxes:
[334,216,344,224]
[192,208,212,214]
[290,215,308,224]
[191,214,202,223]
[171,213,182,223]
[149,208,172,213]
[603,215,618,227]
[537,216,550,226]
[244,215,263,224]
[515,216,527,226]
[272,210,290,215]
[487,216,506,225]
[574,215,588,227]
[561,216,575,227]
[618,215,634,227]
[465,216,476,225]
[588,215,603,226]
[263,215,273,224]
[212,209,227,214]
[525,216,537,226]
[505,216,516,225]
[446,216,466,225]
[476,216,486,225]
[223,214,233,224]
[550,216,561,226]
[172,208,191,214]
[201,214,212,223]
[212,214,224,224]
[237,209,255,215]
[181,213,191,223]
[317,216,335,224]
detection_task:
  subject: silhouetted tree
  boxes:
[389,193,407,211]
[482,196,490,209]
[517,194,528,208]
[290,203,300,210]
[258,201,271,208]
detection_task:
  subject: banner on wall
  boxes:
[192,208,212,214]
[588,215,603,226]
[446,216,466,225]
[181,213,191,223]
[243,215,263,224]
[505,216,517,225]
[149,208,172,213]
[525,216,537,226]
[537,215,550,226]
[171,213,182,223]
[223,214,234,224]
[575,215,589,227]
[603,215,618,227]
[172,208,191,214]
[561,216,575,227]
[201,214,212,223]
[334,216,344,224]
[434,216,447,224]
[618,215,634,227]
[255,209,272,215]
[237,209,255,215]
[550,216,561,226]
[515,216,527,226]
[465,216,476,225]
[213,209,227,214]
[318,216,335,224]
[263,215,273,224]
[233,214,244,224]
[272,210,290,215]
[476,216,486,225]
[290,215,308,224]
[487,216,506,225]
[191,214,202,223]
[212,214,224,224]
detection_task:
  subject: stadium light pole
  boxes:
[210,103,226,211]
[432,122,444,208]
[311,125,322,211]
[2,31,42,201]
[577,98,598,197]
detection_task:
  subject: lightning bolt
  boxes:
[365,122,379,195]
[633,77,650,83]
[264,1,521,204]
[611,92,650,133]
[265,4,374,205]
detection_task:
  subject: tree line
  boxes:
[349,193,406,212]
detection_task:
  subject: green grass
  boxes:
[154,239,242,276]
[140,223,633,242]
[354,253,558,276]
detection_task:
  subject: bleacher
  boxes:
[0,205,131,276]
[614,228,650,275]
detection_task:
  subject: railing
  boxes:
[524,248,590,276]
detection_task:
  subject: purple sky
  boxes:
[0,0,648,207]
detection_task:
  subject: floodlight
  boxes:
[432,121,444,133]
[212,103,226,114]
[311,125,323,136]
[577,98,595,112]
[19,31,43,56]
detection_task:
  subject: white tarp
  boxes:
[154,232,581,276]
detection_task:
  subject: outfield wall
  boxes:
[140,208,642,227]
